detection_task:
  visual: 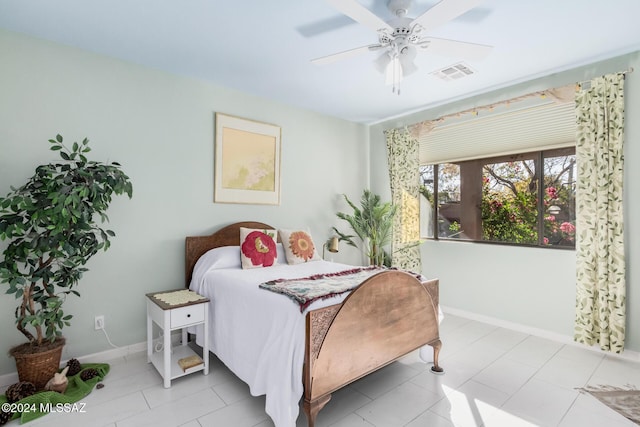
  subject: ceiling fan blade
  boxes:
[454,7,492,23]
[296,15,355,38]
[411,0,483,32]
[311,44,381,65]
[326,0,393,33]
[421,37,492,61]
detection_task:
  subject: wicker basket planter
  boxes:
[9,337,65,390]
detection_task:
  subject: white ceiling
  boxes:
[1,0,639,124]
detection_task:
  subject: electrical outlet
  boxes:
[94,315,105,330]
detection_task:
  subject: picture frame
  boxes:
[214,113,281,205]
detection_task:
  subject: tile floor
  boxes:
[5,314,640,427]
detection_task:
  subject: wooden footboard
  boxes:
[302,271,442,427]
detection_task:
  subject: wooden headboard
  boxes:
[185,221,276,287]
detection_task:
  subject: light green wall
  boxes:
[371,51,640,353]
[2,28,638,379]
[0,30,368,375]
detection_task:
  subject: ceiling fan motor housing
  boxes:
[379,17,423,48]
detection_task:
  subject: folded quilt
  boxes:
[260,266,420,311]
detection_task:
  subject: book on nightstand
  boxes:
[178,355,204,373]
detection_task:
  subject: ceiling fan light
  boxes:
[374,53,390,74]
[401,44,417,60]
[399,56,417,75]
[395,44,417,75]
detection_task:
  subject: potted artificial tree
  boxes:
[0,135,132,389]
[333,189,397,266]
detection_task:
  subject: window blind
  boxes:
[419,100,576,165]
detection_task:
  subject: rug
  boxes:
[577,385,640,425]
[0,363,109,423]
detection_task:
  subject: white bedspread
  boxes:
[189,257,358,427]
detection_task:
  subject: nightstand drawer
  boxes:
[170,304,205,328]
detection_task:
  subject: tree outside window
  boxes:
[420,148,576,248]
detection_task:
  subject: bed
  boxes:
[185,221,442,427]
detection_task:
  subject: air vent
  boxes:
[431,62,476,81]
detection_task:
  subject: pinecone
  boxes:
[5,381,36,403]
[66,358,82,377]
[80,368,99,381]
[0,410,13,426]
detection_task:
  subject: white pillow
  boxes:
[194,246,241,271]
[276,243,286,262]
[279,228,321,264]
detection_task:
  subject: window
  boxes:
[420,148,576,248]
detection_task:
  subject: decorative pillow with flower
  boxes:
[279,229,321,264]
[240,227,278,269]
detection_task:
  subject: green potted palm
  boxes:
[0,135,132,389]
[333,189,397,266]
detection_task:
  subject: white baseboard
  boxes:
[74,341,148,364]
[441,305,640,363]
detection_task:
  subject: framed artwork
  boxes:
[214,113,281,205]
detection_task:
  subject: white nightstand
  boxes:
[146,289,210,388]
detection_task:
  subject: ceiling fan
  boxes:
[311,0,493,94]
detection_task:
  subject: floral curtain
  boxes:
[574,72,626,353]
[385,128,421,272]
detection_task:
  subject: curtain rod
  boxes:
[581,67,633,84]
[576,67,634,90]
